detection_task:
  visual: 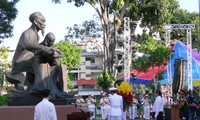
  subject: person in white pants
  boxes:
[129,94,138,119]
[100,92,111,120]
[109,87,123,120]
[143,94,151,120]
[86,94,96,120]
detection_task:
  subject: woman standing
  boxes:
[129,94,138,119]
[143,94,151,120]
[86,94,96,120]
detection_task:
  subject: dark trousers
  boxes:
[152,112,163,120]
[157,112,163,120]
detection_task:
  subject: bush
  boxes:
[0,94,9,106]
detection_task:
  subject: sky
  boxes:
[1,0,199,50]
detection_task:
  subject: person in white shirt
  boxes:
[129,94,138,119]
[100,92,111,120]
[34,89,57,120]
[109,87,123,120]
[86,94,96,120]
[152,89,163,120]
[143,94,151,120]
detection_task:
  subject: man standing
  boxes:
[34,89,57,120]
[187,90,197,120]
[152,89,163,120]
[109,87,123,120]
[178,89,189,120]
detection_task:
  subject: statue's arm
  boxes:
[21,32,52,54]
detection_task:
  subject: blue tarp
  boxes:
[159,41,200,85]
[130,78,152,85]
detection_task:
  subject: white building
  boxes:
[69,50,103,96]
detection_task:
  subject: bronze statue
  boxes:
[34,32,64,96]
[6,12,64,97]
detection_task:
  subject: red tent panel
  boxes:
[77,79,97,85]
[118,64,166,80]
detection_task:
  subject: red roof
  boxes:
[77,79,97,85]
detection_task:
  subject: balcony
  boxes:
[78,89,101,96]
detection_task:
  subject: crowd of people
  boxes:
[33,88,200,120]
[178,89,200,120]
[75,88,165,120]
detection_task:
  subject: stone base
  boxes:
[8,92,75,106]
[0,105,80,120]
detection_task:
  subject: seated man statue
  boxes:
[6,12,63,96]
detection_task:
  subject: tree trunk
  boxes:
[152,64,157,90]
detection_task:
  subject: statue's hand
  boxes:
[51,48,63,58]
[42,46,53,55]
[53,51,61,58]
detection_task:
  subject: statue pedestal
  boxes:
[8,92,75,106]
[0,105,80,120]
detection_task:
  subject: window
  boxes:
[82,85,94,89]
[86,57,95,63]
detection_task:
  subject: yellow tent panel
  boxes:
[193,80,200,87]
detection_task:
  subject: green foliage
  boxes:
[67,77,74,89]
[170,9,200,50]
[135,0,179,31]
[52,0,179,73]
[133,35,171,89]
[96,72,112,91]
[54,40,81,69]
[0,0,19,40]
[0,46,11,89]
[67,74,75,89]
[133,35,171,73]
[0,94,9,106]
[0,46,9,62]
[65,16,102,42]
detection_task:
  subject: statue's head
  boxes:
[29,12,46,36]
[44,32,55,47]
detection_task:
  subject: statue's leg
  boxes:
[6,58,34,91]
[24,72,35,92]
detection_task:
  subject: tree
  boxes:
[96,71,112,92]
[0,0,19,41]
[133,35,171,90]
[54,40,81,69]
[52,0,179,75]
[170,9,200,50]
[65,15,103,44]
[53,40,81,88]
[0,46,11,94]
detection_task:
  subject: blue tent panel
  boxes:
[161,41,200,85]
[130,78,152,85]
[158,79,167,85]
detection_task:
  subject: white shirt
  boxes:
[34,98,57,120]
[109,93,123,116]
[100,97,110,109]
[152,96,163,118]
[86,97,96,109]
[143,98,150,106]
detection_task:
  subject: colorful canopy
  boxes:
[118,40,200,85]
[118,63,166,85]
[159,41,200,85]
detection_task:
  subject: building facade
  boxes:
[69,51,103,96]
